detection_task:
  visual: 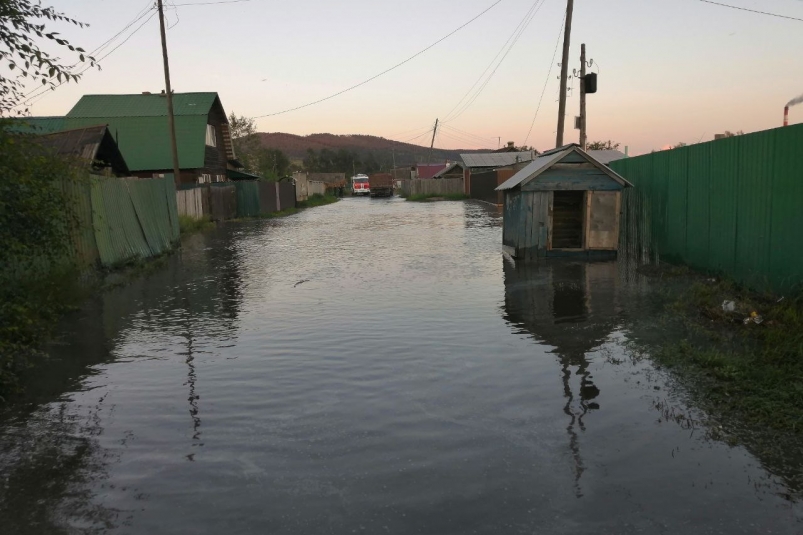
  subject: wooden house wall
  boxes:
[521,164,623,192]
[503,191,551,258]
[202,102,229,180]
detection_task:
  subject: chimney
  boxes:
[507,141,515,148]
[784,106,789,127]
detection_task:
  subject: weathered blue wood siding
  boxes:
[504,191,550,258]
[522,167,624,192]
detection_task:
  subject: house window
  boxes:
[215,174,225,183]
[205,124,217,147]
[199,173,212,184]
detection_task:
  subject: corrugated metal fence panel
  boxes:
[734,131,774,288]
[279,182,296,211]
[64,179,99,269]
[769,127,803,291]
[235,181,261,218]
[707,136,740,275]
[685,143,711,270]
[611,123,803,292]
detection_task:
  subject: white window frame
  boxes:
[199,173,212,184]
[205,124,217,147]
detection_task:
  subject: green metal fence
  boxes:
[612,124,803,292]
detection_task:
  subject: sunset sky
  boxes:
[17,0,803,155]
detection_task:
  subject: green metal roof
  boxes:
[67,92,219,118]
[59,92,220,171]
[5,116,67,134]
[227,169,263,180]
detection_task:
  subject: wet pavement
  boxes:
[1,197,801,534]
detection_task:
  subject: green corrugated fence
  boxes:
[611,124,803,292]
[235,181,261,218]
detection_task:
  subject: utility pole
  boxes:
[579,43,587,151]
[157,0,181,186]
[428,118,439,163]
[555,0,574,149]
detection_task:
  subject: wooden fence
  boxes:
[398,178,464,197]
[176,181,296,221]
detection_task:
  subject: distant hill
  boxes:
[256,132,487,168]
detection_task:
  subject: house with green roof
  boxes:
[16,92,241,185]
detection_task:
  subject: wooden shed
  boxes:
[496,144,632,259]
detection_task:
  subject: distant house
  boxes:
[431,162,466,179]
[416,163,449,180]
[496,144,632,259]
[36,125,129,176]
[460,151,537,196]
[16,92,240,185]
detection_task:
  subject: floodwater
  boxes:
[1,197,801,534]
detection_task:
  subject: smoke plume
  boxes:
[788,93,803,108]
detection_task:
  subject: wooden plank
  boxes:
[522,174,623,192]
[587,191,619,250]
[545,191,554,251]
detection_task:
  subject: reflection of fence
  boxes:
[176,181,297,221]
[398,178,463,197]
[611,124,803,292]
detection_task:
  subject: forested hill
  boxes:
[257,132,487,167]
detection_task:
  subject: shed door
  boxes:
[586,191,621,250]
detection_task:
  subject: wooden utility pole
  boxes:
[579,43,587,151]
[157,0,182,186]
[555,0,574,148]
[428,118,439,163]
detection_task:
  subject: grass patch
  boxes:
[297,193,339,209]
[179,215,215,236]
[405,193,468,202]
[644,270,803,434]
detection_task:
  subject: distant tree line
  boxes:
[229,114,292,180]
[303,148,382,175]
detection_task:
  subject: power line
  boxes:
[697,0,803,22]
[440,123,495,144]
[523,10,565,146]
[20,9,158,107]
[253,0,503,119]
[444,0,547,123]
[443,0,545,123]
[168,0,253,5]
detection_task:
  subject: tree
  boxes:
[1,1,96,114]
[228,112,259,167]
[673,142,688,149]
[586,140,620,151]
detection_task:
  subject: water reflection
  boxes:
[0,227,247,533]
[502,259,620,497]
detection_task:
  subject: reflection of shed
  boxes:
[497,144,632,260]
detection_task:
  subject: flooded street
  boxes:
[1,197,801,534]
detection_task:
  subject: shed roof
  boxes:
[496,145,633,191]
[416,163,449,179]
[432,162,466,178]
[461,151,536,168]
[36,125,129,175]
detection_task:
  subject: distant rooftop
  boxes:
[461,151,536,168]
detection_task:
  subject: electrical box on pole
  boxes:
[584,72,597,94]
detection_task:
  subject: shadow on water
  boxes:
[0,227,246,534]
[502,259,621,498]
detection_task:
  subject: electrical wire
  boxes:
[444,0,547,123]
[697,0,803,22]
[252,0,503,118]
[168,0,253,5]
[20,10,158,108]
[440,124,495,145]
[523,9,564,146]
[442,0,545,123]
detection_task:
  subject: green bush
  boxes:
[0,123,86,399]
